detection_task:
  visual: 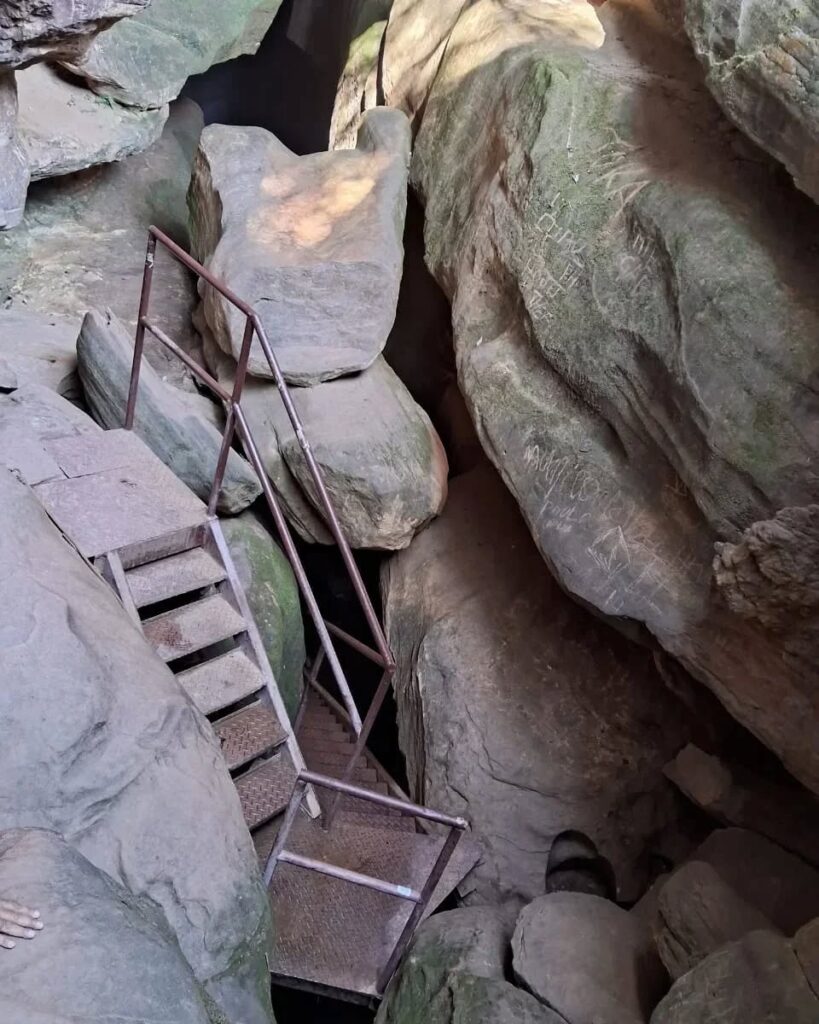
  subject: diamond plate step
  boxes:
[143,594,245,661]
[126,547,225,608]
[214,703,286,772]
[236,753,298,830]
[176,649,264,715]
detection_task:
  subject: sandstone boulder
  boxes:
[190,107,410,385]
[683,0,819,204]
[651,930,819,1024]
[0,829,217,1024]
[795,918,819,996]
[654,860,776,979]
[407,0,819,792]
[222,510,306,717]
[0,71,28,229]
[0,0,149,69]
[207,336,448,550]
[664,744,819,869]
[382,462,698,903]
[693,828,819,934]
[18,63,165,180]
[329,20,386,150]
[63,0,285,108]
[0,99,203,389]
[377,905,563,1024]
[512,892,666,1024]
[77,307,260,514]
[0,465,273,1023]
[0,310,79,401]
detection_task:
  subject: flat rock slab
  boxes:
[0,309,80,400]
[62,0,285,108]
[18,64,166,180]
[190,107,410,385]
[33,429,206,558]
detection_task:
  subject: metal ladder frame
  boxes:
[125,227,398,814]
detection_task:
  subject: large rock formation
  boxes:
[18,63,166,180]
[384,0,819,793]
[0,462,273,1023]
[382,463,700,903]
[190,107,410,385]
[204,325,448,550]
[62,0,285,109]
[0,829,218,1024]
[683,0,819,204]
[512,892,666,1024]
[377,905,564,1024]
[0,0,149,69]
[651,929,819,1024]
[77,307,261,514]
[0,99,203,387]
[0,310,80,400]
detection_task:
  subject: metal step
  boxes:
[236,753,298,830]
[143,593,245,661]
[214,703,287,772]
[126,546,225,608]
[176,649,264,715]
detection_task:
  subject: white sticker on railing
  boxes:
[397,885,414,899]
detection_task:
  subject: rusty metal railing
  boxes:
[263,770,467,995]
[125,226,396,749]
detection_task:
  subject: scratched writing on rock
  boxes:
[520,191,587,326]
[523,443,712,612]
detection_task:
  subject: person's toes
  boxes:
[0,938,15,950]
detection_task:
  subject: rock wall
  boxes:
[373,0,819,794]
[382,462,707,903]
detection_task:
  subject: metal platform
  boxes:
[32,429,207,558]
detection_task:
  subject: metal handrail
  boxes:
[124,226,397,737]
[263,770,467,995]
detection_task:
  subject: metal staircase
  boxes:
[97,517,321,826]
[56,224,475,1005]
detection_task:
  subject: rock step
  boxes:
[236,753,298,831]
[126,546,225,608]
[143,593,245,661]
[175,649,264,716]
[213,703,286,773]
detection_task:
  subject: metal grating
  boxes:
[175,649,264,715]
[126,546,225,607]
[236,752,298,830]
[214,703,286,772]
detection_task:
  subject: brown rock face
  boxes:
[375,0,819,793]
[382,462,703,903]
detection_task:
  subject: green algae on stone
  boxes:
[221,511,306,718]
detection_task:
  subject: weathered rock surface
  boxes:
[190,107,410,385]
[665,744,819,869]
[0,71,28,229]
[683,0,819,204]
[222,511,306,717]
[63,0,284,108]
[0,99,203,388]
[654,860,776,979]
[207,335,448,550]
[0,465,273,1023]
[18,63,166,180]
[0,829,217,1024]
[405,0,819,792]
[77,307,260,514]
[382,462,698,903]
[651,929,819,1024]
[330,19,386,150]
[512,892,666,1024]
[377,905,564,1024]
[693,828,819,934]
[0,310,79,400]
[714,505,819,679]
[795,917,819,995]
[0,0,149,69]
